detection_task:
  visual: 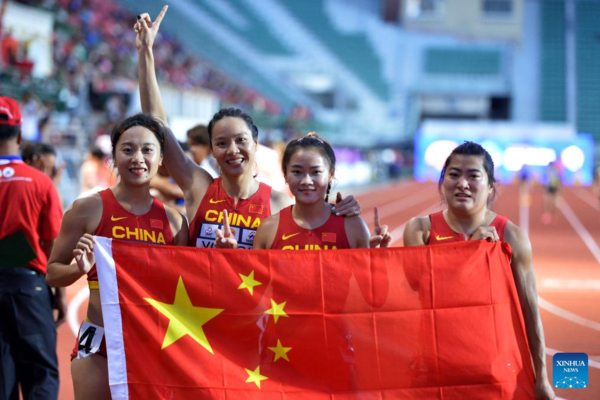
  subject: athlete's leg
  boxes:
[71,355,111,400]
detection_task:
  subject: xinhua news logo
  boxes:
[553,353,588,389]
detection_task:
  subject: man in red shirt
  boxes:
[0,96,64,400]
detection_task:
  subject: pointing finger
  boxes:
[373,207,382,235]
[336,192,342,204]
[155,5,168,27]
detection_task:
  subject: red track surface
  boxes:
[56,181,600,399]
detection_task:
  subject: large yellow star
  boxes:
[144,276,224,353]
[264,298,289,324]
[245,365,268,388]
[238,270,262,295]
[268,339,292,362]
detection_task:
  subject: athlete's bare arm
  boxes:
[252,214,280,250]
[46,195,103,287]
[150,174,185,200]
[403,217,430,246]
[504,221,555,400]
[136,6,213,221]
[344,216,370,249]
[164,206,189,246]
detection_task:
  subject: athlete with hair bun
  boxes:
[46,114,188,400]
[403,141,555,400]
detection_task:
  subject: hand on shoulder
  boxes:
[331,192,361,217]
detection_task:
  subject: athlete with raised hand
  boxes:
[46,114,188,400]
[134,6,361,250]
[403,141,554,400]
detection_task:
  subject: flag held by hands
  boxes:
[95,237,534,399]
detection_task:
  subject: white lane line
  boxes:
[558,197,600,264]
[520,185,600,352]
[67,286,89,336]
[546,347,600,369]
[538,296,600,332]
[573,188,600,211]
[540,278,600,290]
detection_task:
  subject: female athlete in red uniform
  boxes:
[403,141,554,400]
[217,133,392,250]
[46,114,188,400]
[133,6,361,251]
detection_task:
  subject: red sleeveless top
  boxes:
[427,210,508,245]
[89,189,174,281]
[189,177,272,249]
[271,206,350,250]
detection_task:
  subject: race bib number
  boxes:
[77,321,105,359]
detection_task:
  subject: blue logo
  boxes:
[553,353,588,389]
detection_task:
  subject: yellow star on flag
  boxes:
[238,270,262,295]
[264,298,289,323]
[268,339,292,362]
[144,276,224,353]
[245,365,268,388]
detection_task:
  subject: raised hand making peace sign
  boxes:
[215,209,239,249]
[134,5,168,50]
[369,206,393,248]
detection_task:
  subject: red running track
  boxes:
[56,180,600,399]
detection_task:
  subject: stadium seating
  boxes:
[280,0,389,100]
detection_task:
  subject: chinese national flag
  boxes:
[95,238,535,399]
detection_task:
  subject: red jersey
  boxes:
[271,206,350,250]
[189,177,271,249]
[427,211,508,245]
[0,157,62,274]
[88,189,174,281]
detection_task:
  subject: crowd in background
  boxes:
[12,0,280,114]
[1,0,407,208]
